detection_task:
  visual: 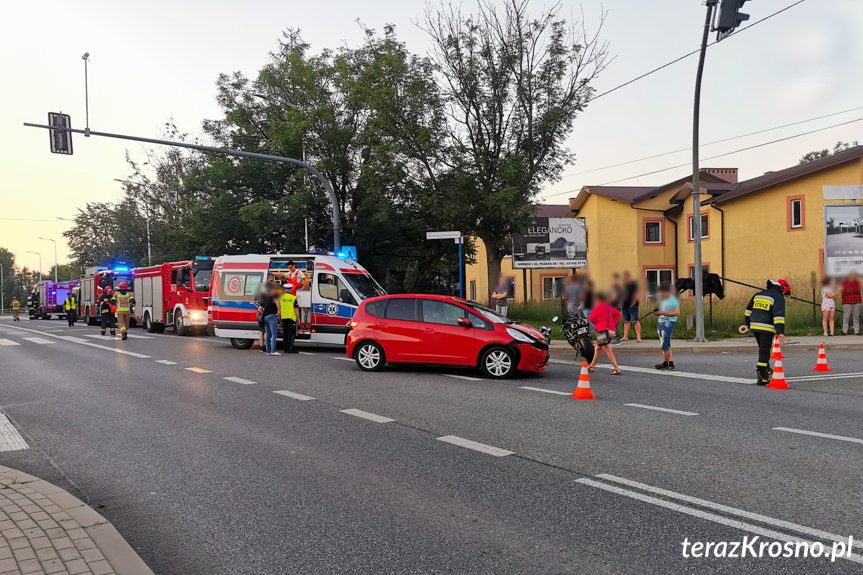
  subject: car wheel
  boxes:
[230,338,254,350]
[480,347,515,379]
[355,341,385,372]
[144,313,156,333]
[175,310,190,336]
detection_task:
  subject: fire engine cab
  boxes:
[210,254,386,349]
[79,266,135,326]
[132,258,213,335]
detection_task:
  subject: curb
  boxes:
[0,465,153,575]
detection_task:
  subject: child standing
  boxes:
[653,283,680,371]
[821,277,836,336]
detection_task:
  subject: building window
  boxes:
[469,280,476,301]
[645,269,674,299]
[788,196,804,230]
[644,220,663,244]
[542,276,567,300]
[688,213,709,240]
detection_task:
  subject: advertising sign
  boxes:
[824,204,863,276]
[512,217,587,269]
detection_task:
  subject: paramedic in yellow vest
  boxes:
[280,282,299,353]
[11,297,20,321]
[114,282,136,340]
[64,293,78,327]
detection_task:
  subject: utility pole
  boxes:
[0,263,4,314]
[38,237,58,283]
[26,251,42,282]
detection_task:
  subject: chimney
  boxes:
[701,168,738,184]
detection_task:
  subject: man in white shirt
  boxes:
[285,260,309,290]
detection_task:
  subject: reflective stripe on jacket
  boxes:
[64,297,76,310]
[115,293,133,312]
[744,287,786,335]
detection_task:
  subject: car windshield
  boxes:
[343,273,386,300]
[464,301,514,324]
[193,269,212,293]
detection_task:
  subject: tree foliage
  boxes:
[799,140,859,164]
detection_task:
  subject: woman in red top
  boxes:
[588,292,622,375]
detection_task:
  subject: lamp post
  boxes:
[38,237,58,283]
[0,263,4,314]
[26,251,42,282]
[114,179,151,264]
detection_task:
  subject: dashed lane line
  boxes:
[0,339,20,346]
[340,409,394,423]
[577,478,863,564]
[594,474,863,552]
[442,374,483,381]
[298,351,316,356]
[773,427,863,446]
[185,367,212,374]
[550,359,755,385]
[155,360,177,365]
[624,403,698,416]
[223,376,256,385]
[273,390,316,401]
[519,386,570,396]
[22,337,54,345]
[0,415,28,452]
[436,435,514,457]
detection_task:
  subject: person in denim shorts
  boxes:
[653,283,680,371]
[620,271,642,342]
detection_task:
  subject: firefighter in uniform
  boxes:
[99,287,117,336]
[26,294,36,319]
[64,293,78,327]
[114,282,135,340]
[744,279,790,385]
[11,297,20,321]
[279,282,299,353]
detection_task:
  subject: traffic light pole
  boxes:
[23,123,342,251]
[691,0,717,343]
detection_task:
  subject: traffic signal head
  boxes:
[716,0,750,38]
[48,112,73,154]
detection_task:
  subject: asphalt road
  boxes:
[0,316,861,574]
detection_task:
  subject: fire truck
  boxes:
[28,280,80,320]
[78,265,135,326]
[132,258,214,335]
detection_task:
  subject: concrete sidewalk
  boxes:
[550,334,863,355]
[0,465,152,575]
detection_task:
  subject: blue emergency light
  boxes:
[196,256,210,260]
[114,266,129,272]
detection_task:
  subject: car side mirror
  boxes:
[457,317,471,328]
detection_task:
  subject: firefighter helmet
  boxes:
[12,297,16,300]
[105,287,113,295]
[118,282,128,290]
[768,279,791,296]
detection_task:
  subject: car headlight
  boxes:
[190,312,202,321]
[506,327,533,343]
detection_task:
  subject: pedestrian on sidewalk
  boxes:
[564,274,582,316]
[840,272,861,335]
[280,282,299,353]
[821,277,837,337]
[619,271,642,342]
[491,275,511,317]
[744,279,789,385]
[588,292,622,375]
[653,283,680,371]
[259,283,280,356]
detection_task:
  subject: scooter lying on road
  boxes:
[551,310,595,363]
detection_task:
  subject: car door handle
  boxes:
[376,323,388,328]
[423,328,434,333]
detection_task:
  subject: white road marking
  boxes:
[333,357,354,361]
[577,478,863,564]
[155,360,177,365]
[340,409,394,423]
[298,351,316,356]
[773,427,863,446]
[0,339,20,346]
[595,474,863,551]
[519,386,571,396]
[124,333,153,339]
[624,403,698,416]
[442,374,482,381]
[60,336,90,343]
[224,376,256,385]
[273,390,315,401]
[113,348,151,358]
[550,359,754,385]
[185,367,211,374]
[0,415,28,452]
[23,337,54,345]
[787,373,863,382]
[436,435,514,457]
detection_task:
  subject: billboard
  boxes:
[825,204,863,276]
[512,217,587,269]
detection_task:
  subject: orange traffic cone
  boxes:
[571,361,596,400]
[767,359,790,389]
[812,344,832,372]
[770,335,784,360]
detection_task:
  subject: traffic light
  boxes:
[48,112,73,154]
[716,0,750,39]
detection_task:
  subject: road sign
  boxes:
[48,113,73,155]
[426,231,461,240]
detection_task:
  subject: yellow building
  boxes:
[465,146,863,303]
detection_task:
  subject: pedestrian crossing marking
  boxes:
[0,415,28,452]
[0,339,20,346]
[22,337,53,345]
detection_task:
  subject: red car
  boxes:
[346,294,550,378]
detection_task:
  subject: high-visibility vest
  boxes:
[115,293,132,312]
[64,297,76,311]
[11,301,19,310]
[279,293,298,320]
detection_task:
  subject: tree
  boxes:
[799,140,859,164]
[420,0,608,296]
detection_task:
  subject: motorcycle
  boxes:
[548,309,595,363]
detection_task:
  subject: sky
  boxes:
[1,0,861,273]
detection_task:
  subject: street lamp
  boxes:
[0,262,4,314]
[114,179,151,264]
[26,251,42,282]
[38,237,58,283]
